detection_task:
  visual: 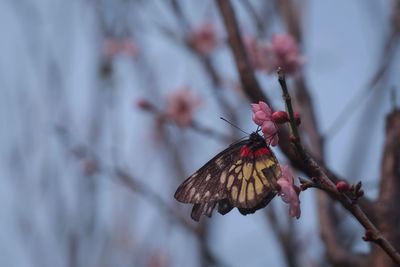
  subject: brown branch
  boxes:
[241,0,279,41]
[293,75,375,266]
[276,0,302,42]
[272,8,370,262]
[278,71,400,265]
[371,109,400,267]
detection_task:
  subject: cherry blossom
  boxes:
[251,101,279,146]
[188,23,218,55]
[245,33,305,75]
[165,87,201,127]
[103,38,138,59]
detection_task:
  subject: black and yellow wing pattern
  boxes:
[174,132,281,221]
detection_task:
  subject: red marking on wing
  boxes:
[254,147,270,157]
[240,145,253,158]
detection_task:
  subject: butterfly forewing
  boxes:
[174,133,281,221]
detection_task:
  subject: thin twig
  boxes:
[137,100,231,142]
[277,68,300,141]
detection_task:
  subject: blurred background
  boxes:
[1,0,400,266]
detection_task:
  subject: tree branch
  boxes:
[278,72,400,265]
[371,109,400,266]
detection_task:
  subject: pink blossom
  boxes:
[165,87,201,127]
[188,23,218,55]
[251,101,279,146]
[262,121,279,146]
[267,34,304,74]
[251,101,272,125]
[244,36,264,69]
[245,34,304,75]
[277,165,301,219]
[103,38,138,59]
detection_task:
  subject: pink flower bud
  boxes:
[336,181,350,192]
[272,111,289,124]
[362,230,374,242]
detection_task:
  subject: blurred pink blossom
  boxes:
[165,87,201,127]
[245,34,304,75]
[188,23,218,55]
[268,34,305,74]
[244,36,264,69]
[251,101,279,146]
[103,38,138,59]
[277,165,301,219]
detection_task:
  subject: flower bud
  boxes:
[294,112,301,125]
[272,111,289,124]
[362,230,374,242]
[336,181,349,192]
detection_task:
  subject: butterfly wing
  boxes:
[174,140,247,221]
[174,139,248,204]
[175,134,281,221]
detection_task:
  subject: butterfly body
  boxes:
[174,132,281,221]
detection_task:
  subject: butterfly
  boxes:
[174,132,282,221]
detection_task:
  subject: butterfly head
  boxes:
[249,132,269,149]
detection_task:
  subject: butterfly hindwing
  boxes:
[174,133,281,221]
[174,139,246,204]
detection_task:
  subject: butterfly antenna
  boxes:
[220,117,250,135]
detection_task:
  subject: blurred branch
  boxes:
[266,207,300,267]
[216,0,269,104]
[371,109,400,266]
[239,0,271,37]
[137,99,231,142]
[55,125,224,267]
[276,0,302,42]
[274,0,380,263]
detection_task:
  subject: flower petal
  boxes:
[277,165,301,219]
